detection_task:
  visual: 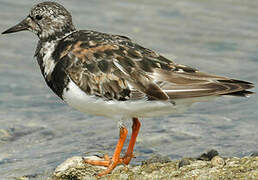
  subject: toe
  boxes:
[83,158,110,167]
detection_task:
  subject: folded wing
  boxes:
[55,30,254,101]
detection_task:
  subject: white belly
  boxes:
[62,79,193,119]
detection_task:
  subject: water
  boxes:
[0,0,257,179]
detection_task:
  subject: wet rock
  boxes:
[48,154,258,180]
[198,149,219,161]
[250,152,258,157]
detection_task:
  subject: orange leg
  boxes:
[122,117,141,165]
[84,127,128,176]
[83,118,141,176]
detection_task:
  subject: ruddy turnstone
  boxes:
[2,1,254,176]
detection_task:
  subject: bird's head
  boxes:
[2,1,76,41]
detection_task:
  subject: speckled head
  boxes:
[2,1,76,41]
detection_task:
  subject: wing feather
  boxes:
[54,30,253,101]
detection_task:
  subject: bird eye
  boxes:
[35,15,43,20]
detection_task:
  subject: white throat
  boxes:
[39,31,76,78]
[40,41,57,78]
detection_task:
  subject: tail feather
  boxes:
[217,79,254,89]
[218,79,254,97]
[224,90,254,97]
[155,70,254,99]
[151,65,254,100]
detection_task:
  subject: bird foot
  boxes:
[82,118,140,177]
[83,153,134,176]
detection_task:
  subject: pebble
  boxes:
[211,156,225,167]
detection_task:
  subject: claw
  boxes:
[83,118,141,176]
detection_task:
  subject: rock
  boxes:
[52,156,108,180]
[250,152,258,157]
[198,149,219,161]
[48,154,258,180]
[178,158,191,168]
[211,156,225,167]
[141,154,171,165]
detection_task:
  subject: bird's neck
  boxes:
[39,24,76,42]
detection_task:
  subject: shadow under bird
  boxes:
[2,1,254,176]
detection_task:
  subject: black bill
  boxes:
[2,17,30,34]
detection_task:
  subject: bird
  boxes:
[2,1,254,176]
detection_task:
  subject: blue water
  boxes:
[0,0,257,179]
